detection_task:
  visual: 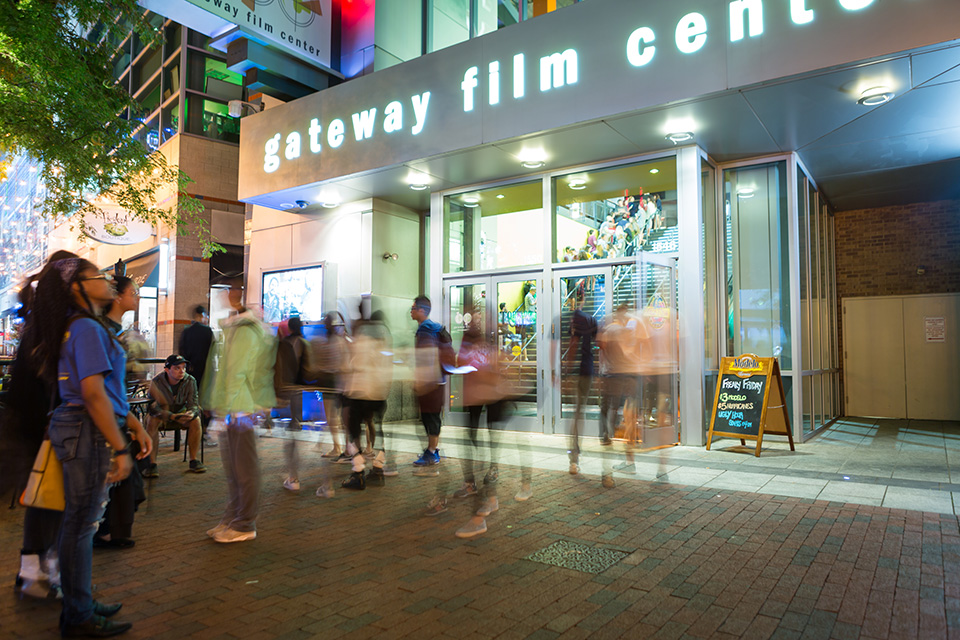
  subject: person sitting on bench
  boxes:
[143,354,206,476]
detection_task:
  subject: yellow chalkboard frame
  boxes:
[706,354,795,457]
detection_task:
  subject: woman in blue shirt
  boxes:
[31,258,152,638]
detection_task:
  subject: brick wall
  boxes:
[835,199,960,299]
[834,199,960,413]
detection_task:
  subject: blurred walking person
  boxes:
[204,279,277,543]
[564,289,597,476]
[277,316,311,492]
[310,312,348,464]
[340,307,393,490]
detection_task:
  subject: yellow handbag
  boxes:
[19,440,65,512]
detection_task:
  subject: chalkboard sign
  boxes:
[706,353,794,457]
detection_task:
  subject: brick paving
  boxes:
[2,431,960,639]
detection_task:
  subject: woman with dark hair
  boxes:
[3,250,76,599]
[33,257,152,637]
[95,275,147,549]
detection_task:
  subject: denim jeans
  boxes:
[48,406,112,625]
[219,415,260,532]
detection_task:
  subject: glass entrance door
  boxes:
[444,272,543,431]
[551,255,679,448]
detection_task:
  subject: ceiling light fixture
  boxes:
[409,182,429,191]
[737,187,755,199]
[463,195,480,208]
[321,201,339,209]
[496,194,505,199]
[857,86,895,106]
[568,178,587,190]
[649,168,660,174]
[665,131,695,144]
[518,149,547,169]
[521,159,544,169]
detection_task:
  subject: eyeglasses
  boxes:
[80,274,113,282]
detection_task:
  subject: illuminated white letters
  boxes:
[264,133,280,173]
[839,0,874,10]
[284,132,301,160]
[489,61,500,105]
[383,101,403,133]
[411,92,430,135]
[513,54,525,99]
[790,0,814,24]
[308,118,322,153]
[352,108,378,141]
[328,118,345,148]
[462,66,479,112]
[676,13,707,54]
[730,0,764,42]
[626,27,656,67]
[540,49,578,92]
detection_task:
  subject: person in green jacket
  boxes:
[202,279,277,543]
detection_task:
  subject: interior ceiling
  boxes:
[271,40,960,215]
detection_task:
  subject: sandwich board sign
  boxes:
[706,353,794,457]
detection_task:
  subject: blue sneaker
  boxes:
[413,448,441,466]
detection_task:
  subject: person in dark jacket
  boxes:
[179,305,215,446]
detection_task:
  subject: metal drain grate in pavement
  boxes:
[524,540,629,574]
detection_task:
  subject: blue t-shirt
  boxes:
[58,316,129,419]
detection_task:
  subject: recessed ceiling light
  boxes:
[649,168,660,174]
[521,160,544,169]
[568,178,587,190]
[496,194,505,199]
[665,131,695,144]
[857,86,895,106]
[737,187,755,199]
[518,149,547,169]
[463,195,480,207]
[321,201,339,208]
[409,182,429,191]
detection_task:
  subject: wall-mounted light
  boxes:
[665,131,695,144]
[158,238,169,296]
[857,86,895,106]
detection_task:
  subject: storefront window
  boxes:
[553,158,677,263]
[443,180,543,273]
[428,0,470,52]
[722,161,791,370]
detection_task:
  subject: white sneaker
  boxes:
[413,466,439,477]
[569,463,580,475]
[315,485,335,499]
[206,523,228,538]
[476,496,499,517]
[213,528,256,543]
[283,478,300,491]
[455,518,487,539]
[515,484,533,502]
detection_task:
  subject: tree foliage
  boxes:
[0,0,219,255]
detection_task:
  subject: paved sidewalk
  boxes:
[2,422,959,639]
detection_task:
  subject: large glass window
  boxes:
[722,161,791,370]
[443,180,543,273]
[553,158,677,264]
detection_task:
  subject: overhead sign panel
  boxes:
[140,0,332,68]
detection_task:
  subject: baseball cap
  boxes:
[164,354,188,368]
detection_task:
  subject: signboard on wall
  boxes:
[237,0,960,202]
[83,210,154,246]
[140,0,333,68]
[925,316,946,343]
